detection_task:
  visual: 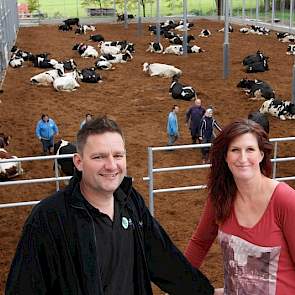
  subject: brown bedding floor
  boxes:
[0,19,295,293]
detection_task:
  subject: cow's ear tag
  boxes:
[122,217,129,229]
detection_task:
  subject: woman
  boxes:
[185,118,295,294]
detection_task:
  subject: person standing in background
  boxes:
[167,105,180,146]
[199,107,222,164]
[80,113,93,129]
[35,114,59,155]
[185,98,206,144]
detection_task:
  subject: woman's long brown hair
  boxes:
[207,118,273,223]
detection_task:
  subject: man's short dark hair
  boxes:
[76,116,124,153]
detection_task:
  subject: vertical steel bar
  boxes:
[148,147,154,216]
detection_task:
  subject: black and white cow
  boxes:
[72,43,98,58]
[117,14,134,21]
[242,51,268,66]
[163,45,203,55]
[63,18,79,26]
[75,24,96,35]
[277,32,295,43]
[146,42,164,53]
[0,134,23,180]
[143,62,182,78]
[250,25,270,35]
[95,60,113,70]
[62,59,77,71]
[9,56,24,68]
[237,78,275,100]
[90,34,105,42]
[287,44,295,55]
[30,68,65,85]
[199,29,211,37]
[169,76,196,101]
[98,51,133,63]
[259,98,295,120]
[53,139,76,177]
[218,24,234,32]
[169,34,195,45]
[246,59,269,73]
[58,23,72,31]
[80,67,102,83]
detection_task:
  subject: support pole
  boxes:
[182,0,188,56]
[156,0,160,43]
[124,0,128,29]
[137,0,142,35]
[223,0,230,79]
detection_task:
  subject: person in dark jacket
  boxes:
[6,116,215,295]
[185,98,206,144]
[199,108,222,164]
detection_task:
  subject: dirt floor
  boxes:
[1,19,295,294]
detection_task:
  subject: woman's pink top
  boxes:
[185,182,295,294]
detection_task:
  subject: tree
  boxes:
[27,0,40,13]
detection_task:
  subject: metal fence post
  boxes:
[148,147,154,216]
[272,141,278,179]
[54,158,60,191]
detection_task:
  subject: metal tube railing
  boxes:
[146,137,295,216]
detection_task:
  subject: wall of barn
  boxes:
[0,0,18,89]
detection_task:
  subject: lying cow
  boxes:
[169,76,196,101]
[246,59,269,73]
[277,32,295,43]
[218,25,234,32]
[143,62,182,78]
[237,78,275,100]
[199,29,211,37]
[80,67,102,83]
[259,98,295,120]
[146,42,164,53]
[54,139,76,177]
[58,24,72,31]
[169,34,195,45]
[63,18,79,26]
[95,60,113,70]
[75,24,96,35]
[117,14,134,21]
[0,134,23,180]
[72,43,98,58]
[98,51,133,63]
[287,44,295,55]
[53,70,81,91]
[242,50,267,66]
[90,34,105,42]
[9,56,24,68]
[30,68,65,85]
[163,45,203,55]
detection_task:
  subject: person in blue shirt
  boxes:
[167,105,179,146]
[35,114,59,155]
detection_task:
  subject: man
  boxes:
[6,116,214,295]
[35,113,59,155]
[167,105,180,146]
[185,98,205,144]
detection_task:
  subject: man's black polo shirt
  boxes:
[84,192,135,295]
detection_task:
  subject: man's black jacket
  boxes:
[5,175,214,295]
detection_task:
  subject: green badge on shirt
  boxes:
[122,217,129,229]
